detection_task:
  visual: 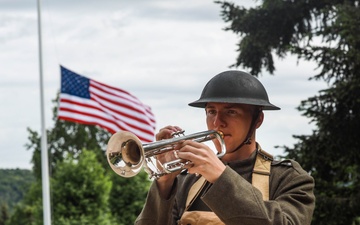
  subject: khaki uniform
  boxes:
[135,145,315,225]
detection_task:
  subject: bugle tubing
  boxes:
[106,130,225,179]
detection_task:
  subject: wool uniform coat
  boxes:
[135,145,315,225]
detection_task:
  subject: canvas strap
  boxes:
[185,175,207,211]
[252,148,273,201]
[185,148,273,209]
[179,149,273,224]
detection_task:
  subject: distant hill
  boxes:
[0,169,35,213]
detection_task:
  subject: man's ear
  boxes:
[256,111,264,129]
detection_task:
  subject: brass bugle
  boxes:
[106,130,226,179]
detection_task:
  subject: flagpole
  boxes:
[37,0,52,224]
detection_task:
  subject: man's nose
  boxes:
[213,112,226,128]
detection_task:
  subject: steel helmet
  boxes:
[189,70,280,110]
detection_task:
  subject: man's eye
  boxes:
[206,110,216,115]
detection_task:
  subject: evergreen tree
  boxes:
[216,1,360,224]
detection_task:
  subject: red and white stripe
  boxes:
[58,79,156,143]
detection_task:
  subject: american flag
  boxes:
[58,65,156,143]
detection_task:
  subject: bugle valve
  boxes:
[106,130,226,179]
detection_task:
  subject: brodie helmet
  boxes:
[188,70,280,110]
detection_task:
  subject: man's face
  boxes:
[205,102,255,154]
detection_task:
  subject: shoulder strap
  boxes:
[185,146,273,209]
[252,147,273,201]
[185,176,207,210]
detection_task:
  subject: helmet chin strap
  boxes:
[231,107,262,153]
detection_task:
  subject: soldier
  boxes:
[135,70,315,225]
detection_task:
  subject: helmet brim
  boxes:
[188,97,280,110]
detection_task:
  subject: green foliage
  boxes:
[7,150,115,225]
[216,0,314,75]
[8,94,151,224]
[6,180,44,225]
[52,150,113,225]
[0,204,9,225]
[216,0,360,224]
[0,169,35,214]
[109,171,151,224]
[26,120,111,181]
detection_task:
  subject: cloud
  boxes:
[0,0,325,169]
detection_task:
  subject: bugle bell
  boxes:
[106,130,226,179]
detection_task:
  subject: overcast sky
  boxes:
[0,0,327,169]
